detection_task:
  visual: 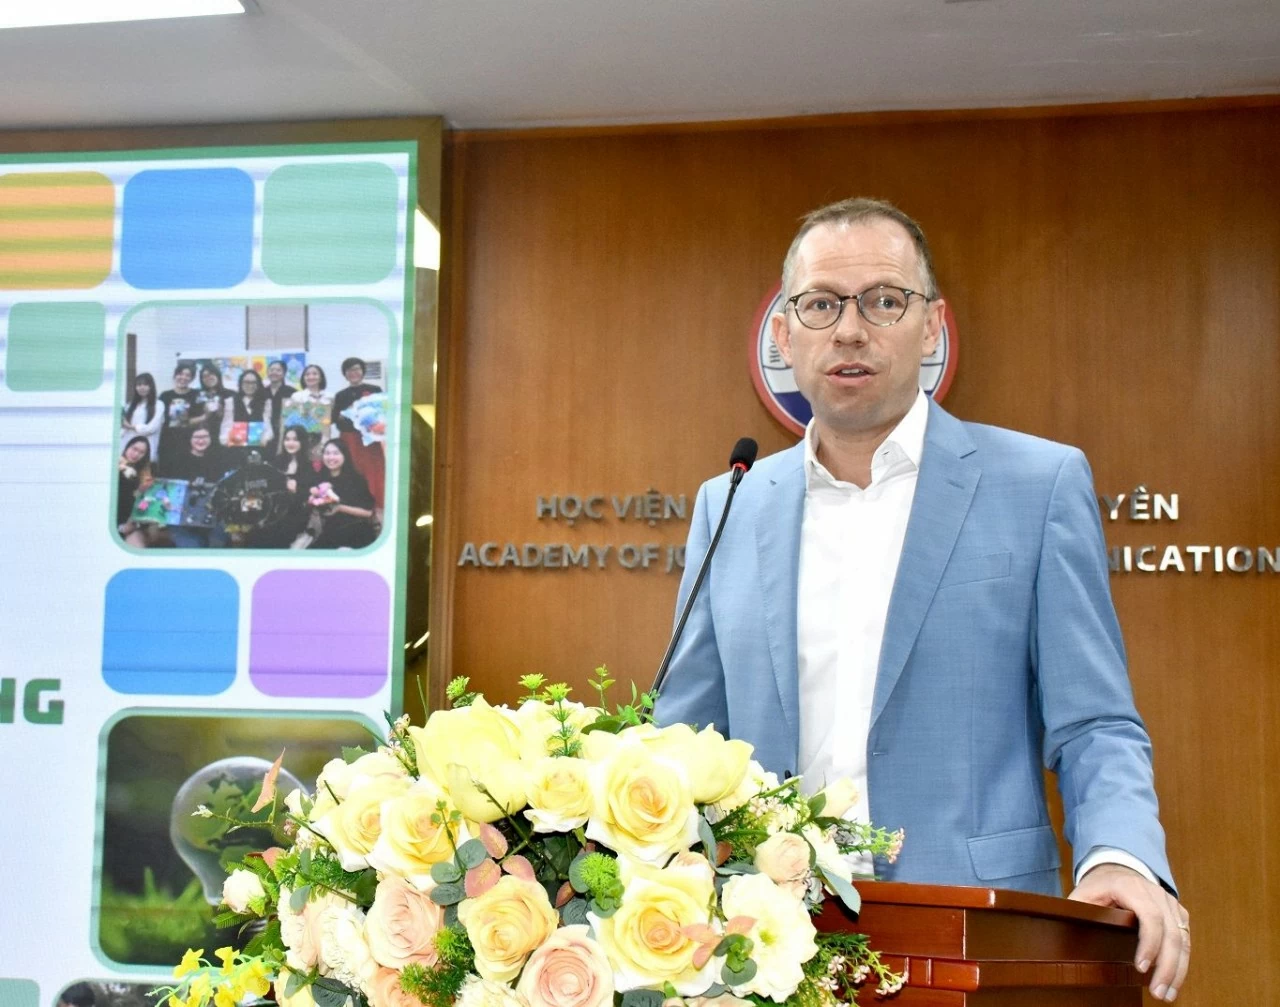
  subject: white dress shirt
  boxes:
[794,389,1155,886]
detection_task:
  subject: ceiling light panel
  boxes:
[0,0,246,30]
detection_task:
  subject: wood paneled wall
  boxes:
[436,100,1280,1005]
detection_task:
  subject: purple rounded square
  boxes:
[250,570,390,697]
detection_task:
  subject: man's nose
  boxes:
[831,304,869,345]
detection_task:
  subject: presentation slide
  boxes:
[0,142,418,1007]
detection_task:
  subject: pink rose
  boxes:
[365,877,445,970]
[368,968,424,1007]
[516,925,613,1007]
[753,832,812,898]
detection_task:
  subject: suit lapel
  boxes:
[754,445,806,745]
[871,402,980,729]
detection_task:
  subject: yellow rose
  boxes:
[586,742,699,864]
[312,751,409,819]
[646,725,751,806]
[591,856,716,994]
[274,971,316,1007]
[524,757,593,833]
[314,775,411,871]
[813,778,859,820]
[409,698,528,823]
[457,875,559,983]
[368,780,468,886]
[409,697,523,784]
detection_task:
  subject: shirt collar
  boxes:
[803,388,929,489]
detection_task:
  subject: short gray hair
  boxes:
[780,197,938,300]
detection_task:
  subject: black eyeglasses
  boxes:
[785,285,929,329]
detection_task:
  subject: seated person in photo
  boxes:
[333,355,386,512]
[158,362,199,464]
[120,371,162,458]
[161,426,233,484]
[163,426,233,548]
[265,358,298,443]
[221,368,275,456]
[245,425,318,548]
[116,435,155,548]
[308,438,377,550]
[192,364,231,436]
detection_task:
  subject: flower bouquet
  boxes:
[156,672,905,1007]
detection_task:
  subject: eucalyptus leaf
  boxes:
[431,861,464,885]
[283,971,305,998]
[697,817,717,862]
[587,896,617,919]
[429,881,466,906]
[807,793,827,817]
[298,847,312,873]
[714,862,759,876]
[457,839,488,869]
[620,991,663,1007]
[567,853,590,893]
[310,978,353,1007]
[289,884,311,912]
[352,869,378,904]
[721,960,757,986]
[820,868,862,916]
[561,898,589,926]
[444,904,459,928]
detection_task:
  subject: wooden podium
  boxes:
[817,882,1143,1006]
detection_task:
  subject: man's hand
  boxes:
[1069,863,1189,1002]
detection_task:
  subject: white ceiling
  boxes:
[0,0,1276,131]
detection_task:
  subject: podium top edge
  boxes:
[856,881,1138,929]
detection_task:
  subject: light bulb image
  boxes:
[169,755,305,904]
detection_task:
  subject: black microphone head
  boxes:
[729,437,758,472]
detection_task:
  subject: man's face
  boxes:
[770,219,943,441]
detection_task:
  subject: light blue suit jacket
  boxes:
[655,401,1173,895]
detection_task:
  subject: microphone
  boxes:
[652,437,758,695]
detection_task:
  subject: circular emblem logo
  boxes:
[748,285,959,437]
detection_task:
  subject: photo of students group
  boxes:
[117,354,388,550]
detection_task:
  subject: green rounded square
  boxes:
[5,300,105,391]
[0,979,39,1007]
[262,162,399,286]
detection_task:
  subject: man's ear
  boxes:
[921,297,945,359]
[770,311,794,367]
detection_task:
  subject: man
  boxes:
[654,198,1189,1001]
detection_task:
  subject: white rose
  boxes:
[319,904,379,994]
[221,868,266,914]
[814,778,859,820]
[719,873,818,1001]
[455,976,529,1007]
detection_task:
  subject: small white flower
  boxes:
[221,868,266,914]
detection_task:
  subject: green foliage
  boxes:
[445,676,478,708]
[243,918,285,958]
[99,870,217,965]
[402,927,474,1007]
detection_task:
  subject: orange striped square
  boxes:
[0,171,115,289]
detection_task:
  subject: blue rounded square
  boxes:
[103,569,238,695]
[120,168,254,289]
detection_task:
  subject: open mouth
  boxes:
[827,364,875,378]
